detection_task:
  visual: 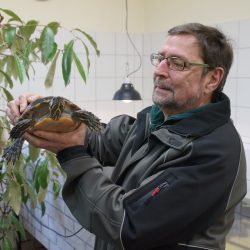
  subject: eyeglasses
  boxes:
[150,53,211,71]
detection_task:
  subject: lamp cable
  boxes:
[125,0,142,78]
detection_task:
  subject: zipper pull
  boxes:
[151,181,169,197]
[144,181,170,205]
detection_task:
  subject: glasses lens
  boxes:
[151,53,162,66]
[168,57,185,71]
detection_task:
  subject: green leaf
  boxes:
[41,201,46,217]
[2,237,13,250]
[47,22,60,34]
[0,172,6,182]
[73,50,86,83]
[0,217,11,230]
[24,182,37,209]
[53,179,61,199]
[0,70,14,89]
[3,27,16,46]
[81,41,91,72]
[5,56,18,83]
[14,167,23,185]
[46,151,59,168]
[14,55,27,83]
[44,50,60,88]
[23,41,32,67]
[74,28,100,56]
[53,171,59,178]
[62,40,74,86]
[38,187,47,204]
[10,213,26,240]
[39,160,49,189]
[33,163,40,193]
[0,8,23,23]
[19,20,38,40]
[49,42,57,61]
[40,26,55,64]
[8,179,22,215]
[28,144,41,162]
[1,86,14,101]
[21,186,29,204]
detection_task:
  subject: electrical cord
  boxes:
[24,204,84,238]
[125,0,142,78]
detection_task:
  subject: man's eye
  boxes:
[171,58,184,68]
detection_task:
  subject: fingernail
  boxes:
[14,116,19,124]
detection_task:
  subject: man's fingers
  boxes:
[6,99,21,124]
[23,132,57,152]
[18,93,43,113]
[22,124,87,154]
[6,93,44,125]
[32,130,59,141]
[32,124,86,143]
[18,94,30,113]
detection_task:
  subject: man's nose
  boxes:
[154,60,170,76]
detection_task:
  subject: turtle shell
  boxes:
[20,96,82,133]
[3,96,101,164]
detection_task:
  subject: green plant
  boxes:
[0,8,99,249]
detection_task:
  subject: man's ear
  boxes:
[204,67,225,93]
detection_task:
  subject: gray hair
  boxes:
[168,23,233,93]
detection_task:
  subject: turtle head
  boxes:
[49,96,65,120]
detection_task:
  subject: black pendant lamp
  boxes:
[113,78,141,101]
[113,0,142,102]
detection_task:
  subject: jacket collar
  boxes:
[131,92,231,154]
[142,92,231,138]
[165,92,231,137]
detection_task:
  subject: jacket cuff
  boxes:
[57,145,89,164]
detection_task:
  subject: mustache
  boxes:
[154,76,174,91]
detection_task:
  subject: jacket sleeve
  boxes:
[86,114,136,166]
[60,150,126,249]
[59,115,136,249]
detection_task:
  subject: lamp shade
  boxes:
[113,83,142,101]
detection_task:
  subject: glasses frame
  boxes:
[150,53,211,71]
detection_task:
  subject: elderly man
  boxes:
[6,23,246,250]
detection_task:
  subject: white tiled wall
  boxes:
[16,19,250,249]
[217,20,250,199]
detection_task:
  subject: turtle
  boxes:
[3,96,102,164]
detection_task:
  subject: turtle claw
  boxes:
[3,138,25,164]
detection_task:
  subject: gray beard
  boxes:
[152,78,202,114]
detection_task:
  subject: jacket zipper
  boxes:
[144,181,170,205]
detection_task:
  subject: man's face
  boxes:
[152,34,212,117]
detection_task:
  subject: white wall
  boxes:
[0,0,145,32]
[144,0,250,32]
[1,1,250,249]
[2,0,250,33]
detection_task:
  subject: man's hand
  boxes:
[23,123,87,154]
[6,93,43,124]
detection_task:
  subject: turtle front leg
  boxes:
[49,96,65,120]
[10,119,35,139]
[3,138,25,164]
[72,110,102,131]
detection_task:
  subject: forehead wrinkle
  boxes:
[162,34,203,62]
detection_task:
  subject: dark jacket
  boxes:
[58,93,247,250]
